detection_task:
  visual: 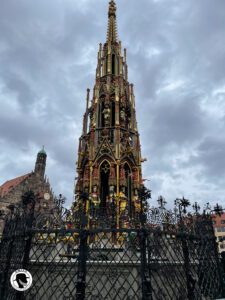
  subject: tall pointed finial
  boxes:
[107,0,118,42]
[38,145,47,155]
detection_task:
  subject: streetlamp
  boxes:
[55,194,66,216]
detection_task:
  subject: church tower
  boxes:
[74,0,144,228]
[34,147,47,179]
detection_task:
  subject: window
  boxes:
[219,237,225,242]
[112,54,115,75]
[101,101,105,127]
[110,130,114,143]
[111,102,115,127]
[217,227,225,232]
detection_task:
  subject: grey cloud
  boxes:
[189,137,225,182]
[151,95,207,146]
[1,72,35,108]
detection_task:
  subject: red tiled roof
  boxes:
[0,174,31,197]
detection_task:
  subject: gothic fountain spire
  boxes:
[74,0,144,229]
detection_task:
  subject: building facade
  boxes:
[0,148,55,234]
[213,213,225,253]
[74,0,145,228]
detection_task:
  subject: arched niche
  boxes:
[99,160,111,210]
[98,95,105,128]
[111,95,115,128]
[124,162,132,217]
[112,54,115,75]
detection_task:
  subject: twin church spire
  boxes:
[74,0,144,229]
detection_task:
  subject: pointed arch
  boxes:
[99,158,111,169]
[121,158,134,170]
[94,140,116,165]
[121,152,137,166]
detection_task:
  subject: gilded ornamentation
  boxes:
[74,0,144,228]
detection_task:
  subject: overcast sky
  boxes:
[0,0,225,210]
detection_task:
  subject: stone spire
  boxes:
[107,0,118,43]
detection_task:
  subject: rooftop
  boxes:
[0,173,31,198]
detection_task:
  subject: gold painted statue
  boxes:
[92,186,100,207]
[119,186,127,213]
[133,189,141,213]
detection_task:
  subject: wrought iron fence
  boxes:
[0,193,225,299]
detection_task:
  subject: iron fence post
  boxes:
[22,203,35,269]
[0,215,17,300]
[16,204,36,300]
[0,239,13,299]
[181,234,195,300]
[221,252,225,297]
[75,229,88,300]
[140,228,152,300]
[175,198,195,300]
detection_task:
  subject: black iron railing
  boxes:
[0,192,225,299]
[0,228,224,299]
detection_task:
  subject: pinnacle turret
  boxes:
[107,0,118,42]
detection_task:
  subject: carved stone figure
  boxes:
[120,109,126,122]
[103,104,111,126]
